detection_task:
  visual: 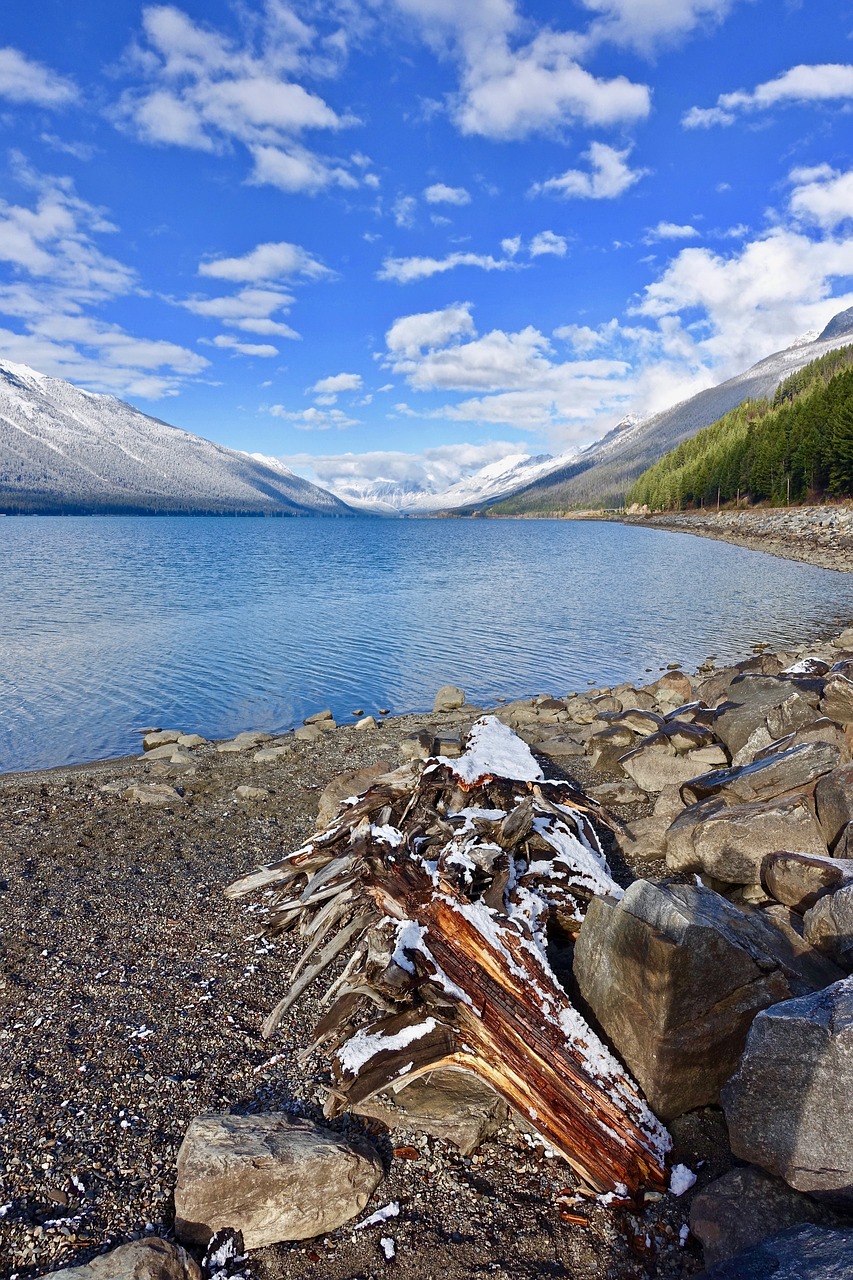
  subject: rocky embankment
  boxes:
[4,636,853,1280]
[623,505,853,572]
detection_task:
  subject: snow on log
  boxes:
[226,716,671,1196]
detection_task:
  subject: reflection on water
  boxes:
[1,515,851,773]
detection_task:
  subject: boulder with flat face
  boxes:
[354,1068,510,1156]
[689,1167,835,1269]
[722,977,853,1207]
[680,740,840,807]
[700,1224,853,1280]
[713,676,821,758]
[173,1112,384,1248]
[761,851,853,914]
[815,763,853,851]
[572,879,837,1120]
[44,1240,201,1280]
[803,884,853,969]
[666,793,829,885]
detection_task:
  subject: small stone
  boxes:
[123,783,183,806]
[216,731,272,753]
[399,731,436,761]
[433,685,465,713]
[143,730,182,750]
[235,785,272,801]
[588,780,647,806]
[253,744,295,763]
[355,715,377,730]
[304,709,334,724]
[176,734,207,749]
[833,627,853,650]
[294,724,322,743]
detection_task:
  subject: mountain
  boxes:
[486,310,853,516]
[0,361,353,516]
[322,451,565,515]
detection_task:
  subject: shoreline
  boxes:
[3,628,853,1279]
[619,505,853,574]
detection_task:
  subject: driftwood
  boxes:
[227,716,671,1197]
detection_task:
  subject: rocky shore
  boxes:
[621,505,853,573]
[3,625,853,1280]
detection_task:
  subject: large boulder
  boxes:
[761,851,853,914]
[713,675,821,758]
[689,1167,835,1269]
[722,977,853,1206]
[620,738,724,793]
[815,763,853,851]
[173,1112,384,1247]
[572,880,839,1120]
[666,794,829,884]
[822,673,853,724]
[45,1241,201,1280]
[803,884,853,968]
[701,1224,853,1280]
[433,684,465,712]
[681,741,840,807]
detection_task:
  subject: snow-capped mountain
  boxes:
[489,309,853,514]
[321,451,569,515]
[0,362,352,515]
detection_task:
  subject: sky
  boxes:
[2,0,853,495]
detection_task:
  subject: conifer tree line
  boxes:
[626,345,853,510]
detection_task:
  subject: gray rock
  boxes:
[317,763,391,828]
[681,741,841,807]
[700,1224,853,1280]
[833,627,853,649]
[399,731,436,761]
[176,734,208,749]
[722,977,853,1206]
[174,1112,384,1248]
[123,783,183,806]
[433,684,465,713]
[434,734,462,758]
[653,783,688,822]
[803,884,853,968]
[616,815,670,862]
[587,724,635,771]
[649,670,694,708]
[714,677,821,758]
[354,1068,510,1156]
[143,730,182,750]
[534,735,585,758]
[253,744,295,763]
[761,851,853,913]
[294,724,322,743]
[572,879,836,1120]
[666,794,829,885]
[235,785,271,801]
[621,739,718,793]
[143,743,185,761]
[822,674,853,724]
[46,1239,201,1280]
[616,708,664,735]
[355,715,377,730]
[815,763,853,851]
[216,731,272,753]
[588,779,647,806]
[304,709,333,725]
[754,719,853,767]
[690,1167,833,1268]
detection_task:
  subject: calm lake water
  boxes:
[1,515,852,774]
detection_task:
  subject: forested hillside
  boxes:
[626,346,853,511]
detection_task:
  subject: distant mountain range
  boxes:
[0,361,353,516]
[4,308,853,518]
[317,451,565,516]
[482,311,853,515]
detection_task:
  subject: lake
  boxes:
[1,515,852,774]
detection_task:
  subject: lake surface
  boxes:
[1,515,852,774]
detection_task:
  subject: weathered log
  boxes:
[227,717,671,1197]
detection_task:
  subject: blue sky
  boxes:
[2,0,853,492]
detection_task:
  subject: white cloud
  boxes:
[178,286,300,339]
[312,371,363,394]
[644,221,700,241]
[531,142,647,199]
[378,249,520,283]
[282,439,525,491]
[529,230,568,256]
[208,334,278,356]
[389,1,650,140]
[581,0,736,51]
[788,164,853,231]
[116,3,361,193]
[424,182,471,205]
[386,303,476,357]
[267,404,358,429]
[393,195,417,227]
[684,63,853,128]
[501,235,522,257]
[199,240,330,282]
[0,47,78,106]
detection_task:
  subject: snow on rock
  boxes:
[669,1164,697,1197]
[438,716,544,786]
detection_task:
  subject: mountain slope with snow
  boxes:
[0,363,352,515]
[488,314,853,514]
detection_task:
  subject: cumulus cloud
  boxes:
[0,158,205,397]
[378,249,520,283]
[179,286,300,338]
[115,3,367,193]
[199,240,330,282]
[424,182,471,205]
[312,371,363,394]
[281,439,526,493]
[644,221,700,242]
[393,195,417,227]
[386,303,476,357]
[388,0,650,140]
[684,63,853,128]
[580,0,736,51]
[0,47,78,106]
[788,163,853,231]
[267,404,358,429]
[531,142,647,199]
[529,230,568,256]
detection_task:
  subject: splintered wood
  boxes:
[226,716,671,1196]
